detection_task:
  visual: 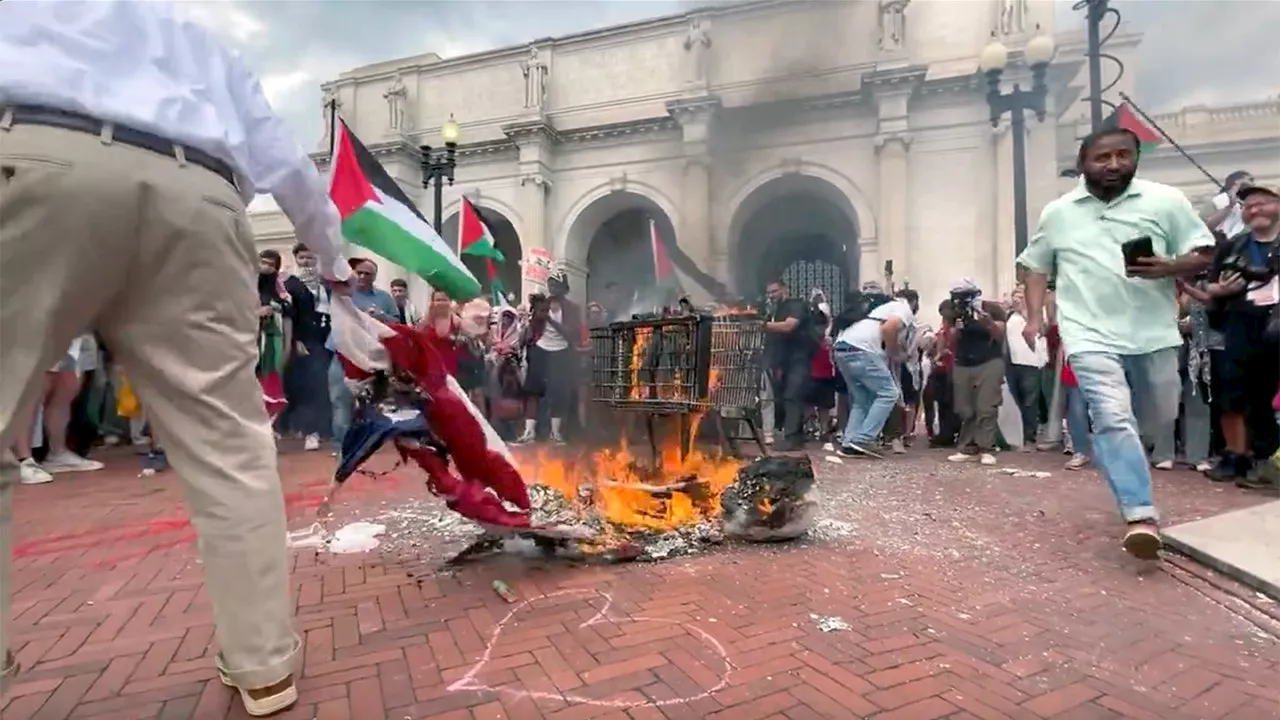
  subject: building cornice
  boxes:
[333,0,790,85]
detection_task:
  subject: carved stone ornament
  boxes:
[608,172,628,193]
[383,74,409,131]
[520,173,552,192]
[520,46,548,110]
[873,132,913,151]
[999,0,1030,36]
[878,0,911,52]
[682,17,712,89]
[319,86,343,150]
[779,157,803,175]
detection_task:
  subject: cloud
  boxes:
[197,0,1273,153]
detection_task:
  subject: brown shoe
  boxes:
[1122,523,1161,561]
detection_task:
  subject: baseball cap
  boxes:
[1237,185,1278,202]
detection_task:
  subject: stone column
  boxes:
[866,67,924,290]
[519,173,550,298]
[683,157,714,271]
[502,119,559,298]
[667,97,721,279]
[874,132,910,288]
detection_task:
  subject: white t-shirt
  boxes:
[835,300,915,355]
[1213,193,1246,238]
[536,305,569,352]
[1005,313,1048,368]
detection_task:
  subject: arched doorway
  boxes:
[564,190,677,318]
[440,206,522,302]
[728,174,860,313]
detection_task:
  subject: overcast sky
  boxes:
[182,0,1278,153]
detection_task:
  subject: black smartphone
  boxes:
[1122,236,1155,274]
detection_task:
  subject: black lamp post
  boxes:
[979,28,1057,257]
[420,114,461,233]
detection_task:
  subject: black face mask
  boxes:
[548,276,569,297]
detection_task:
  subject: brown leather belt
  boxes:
[8,105,236,186]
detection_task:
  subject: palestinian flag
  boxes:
[329,121,481,301]
[1104,103,1162,155]
[650,218,679,292]
[457,198,506,305]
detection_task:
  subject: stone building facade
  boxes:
[251,0,1280,317]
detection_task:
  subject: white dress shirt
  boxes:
[0,0,349,281]
[1005,313,1048,368]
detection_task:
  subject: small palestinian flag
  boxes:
[329,120,480,301]
[457,198,506,305]
[1104,103,1161,155]
[650,218,679,291]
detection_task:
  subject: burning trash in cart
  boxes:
[320,294,821,563]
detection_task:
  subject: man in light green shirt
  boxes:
[1018,128,1213,561]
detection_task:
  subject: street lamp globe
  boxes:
[440,114,461,146]
[978,34,1010,74]
[1024,26,1057,67]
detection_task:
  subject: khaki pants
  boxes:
[0,122,299,692]
[952,358,1005,454]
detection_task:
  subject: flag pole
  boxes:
[1117,92,1224,192]
[326,97,339,159]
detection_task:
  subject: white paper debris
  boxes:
[825,455,845,464]
[328,522,386,554]
[811,614,851,632]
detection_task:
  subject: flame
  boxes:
[517,362,743,546]
[757,497,773,515]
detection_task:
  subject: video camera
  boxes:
[1219,247,1279,286]
[949,288,983,324]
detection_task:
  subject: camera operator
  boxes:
[944,278,1007,466]
[1201,185,1280,489]
[1018,128,1214,561]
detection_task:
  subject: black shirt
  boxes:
[1208,232,1278,314]
[949,300,1007,367]
[765,298,815,368]
[283,276,330,347]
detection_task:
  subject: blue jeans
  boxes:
[834,346,899,446]
[327,357,352,450]
[1066,386,1091,457]
[1070,348,1179,523]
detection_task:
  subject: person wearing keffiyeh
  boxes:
[281,243,334,451]
[256,250,293,423]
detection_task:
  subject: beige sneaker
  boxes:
[1065,453,1090,470]
[1122,523,1161,561]
[217,669,298,717]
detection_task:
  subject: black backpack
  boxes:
[831,292,893,337]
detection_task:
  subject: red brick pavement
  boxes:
[3,444,1280,720]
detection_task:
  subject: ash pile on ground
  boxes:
[527,483,723,562]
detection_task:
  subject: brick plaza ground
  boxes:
[4,444,1280,720]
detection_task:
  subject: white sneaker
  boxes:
[948,452,976,463]
[303,434,320,451]
[550,431,567,446]
[1065,453,1090,470]
[821,441,835,452]
[512,431,536,445]
[979,453,998,466]
[42,451,103,474]
[1153,460,1174,471]
[890,439,906,455]
[19,458,54,485]
[1194,461,1213,473]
